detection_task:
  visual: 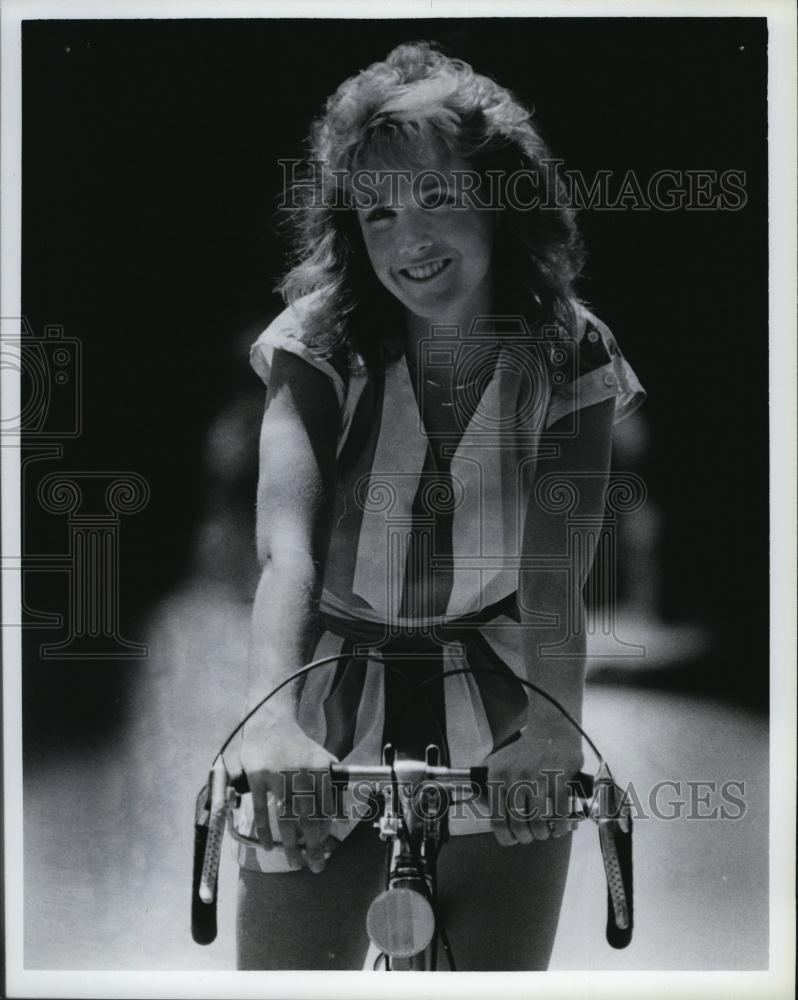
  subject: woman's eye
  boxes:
[365,207,395,223]
[421,190,456,209]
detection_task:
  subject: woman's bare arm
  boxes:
[245,348,338,716]
[519,397,616,729]
[485,398,616,845]
[240,347,339,869]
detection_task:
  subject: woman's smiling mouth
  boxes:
[399,258,452,282]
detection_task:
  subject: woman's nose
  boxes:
[399,236,433,261]
[397,212,434,260]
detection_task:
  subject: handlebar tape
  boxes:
[600,815,633,948]
[191,786,218,945]
[198,760,228,906]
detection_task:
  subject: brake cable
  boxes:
[214,652,449,767]
[200,652,625,963]
[214,653,606,770]
[386,666,606,769]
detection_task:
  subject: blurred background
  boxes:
[18,17,769,970]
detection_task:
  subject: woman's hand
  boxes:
[240,710,338,873]
[484,724,584,844]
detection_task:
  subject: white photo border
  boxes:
[2,2,795,998]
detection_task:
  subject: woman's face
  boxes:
[354,144,495,323]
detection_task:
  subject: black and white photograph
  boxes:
[1,1,795,997]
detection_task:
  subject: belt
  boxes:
[316,593,528,760]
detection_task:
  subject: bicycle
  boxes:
[191,654,634,968]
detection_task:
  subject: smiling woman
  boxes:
[277,41,585,370]
[236,40,645,970]
[354,147,495,331]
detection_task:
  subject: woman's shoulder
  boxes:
[567,300,628,374]
[252,289,328,350]
[543,300,646,427]
[573,300,616,345]
[250,291,350,407]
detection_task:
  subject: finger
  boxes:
[276,815,304,870]
[290,767,317,819]
[286,768,325,871]
[322,834,339,860]
[512,821,534,844]
[508,816,533,844]
[548,819,572,838]
[299,812,332,874]
[506,787,533,845]
[269,771,306,868]
[530,820,551,842]
[301,775,335,874]
[491,785,517,846]
[301,837,328,873]
[540,770,567,827]
[492,817,517,846]
[247,771,274,851]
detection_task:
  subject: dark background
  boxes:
[20,17,769,753]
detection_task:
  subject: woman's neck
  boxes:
[402,276,494,355]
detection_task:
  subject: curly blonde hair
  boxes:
[278,41,584,369]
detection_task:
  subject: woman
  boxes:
[236,41,644,970]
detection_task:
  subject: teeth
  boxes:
[403,260,449,281]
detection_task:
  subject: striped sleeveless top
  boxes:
[234,295,645,866]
